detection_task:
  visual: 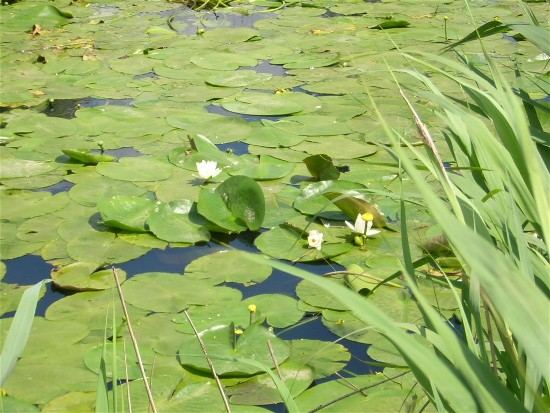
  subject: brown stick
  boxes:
[183,309,232,413]
[112,268,157,413]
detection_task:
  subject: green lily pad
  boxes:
[0,159,58,179]
[198,175,265,233]
[303,154,341,181]
[178,322,290,376]
[50,262,127,291]
[96,157,174,182]
[190,53,257,70]
[254,225,352,263]
[369,20,411,30]
[205,70,272,87]
[147,200,210,243]
[226,359,314,405]
[197,187,248,233]
[289,339,351,379]
[61,149,115,165]
[121,272,242,312]
[228,155,294,181]
[173,302,249,337]
[185,250,272,285]
[66,230,150,265]
[296,277,349,311]
[5,5,73,31]
[98,195,156,232]
[242,294,303,328]
[221,92,303,116]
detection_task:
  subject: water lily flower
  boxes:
[196,160,222,182]
[307,230,324,250]
[248,304,257,313]
[346,213,380,237]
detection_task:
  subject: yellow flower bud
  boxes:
[248,304,257,313]
[234,328,244,335]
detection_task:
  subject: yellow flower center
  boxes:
[361,212,374,222]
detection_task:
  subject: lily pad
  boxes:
[228,155,294,181]
[147,200,210,243]
[61,149,115,165]
[242,294,303,328]
[218,176,266,231]
[205,70,272,87]
[190,53,257,70]
[0,159,58,179]
[50,262,127,291]
[226,359,314,405]
[96,157,174,182]
[121,272,241,312]
[178,322,290,376]
[185,250,272,285]
[98,195,156,232]
[221,92,303,116]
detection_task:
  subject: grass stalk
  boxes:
[182,308,232,413]
[112,268,157,413]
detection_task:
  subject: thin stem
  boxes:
[308,371,410,413]
[183,309,232,413]
[112,268,157,413]
[267,340,283,380]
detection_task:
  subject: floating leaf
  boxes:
[221,92,303,116]
[185,250,272,285]
[121,272,241,312]
[254,226,351,262]
[147,200,210,243]
[303,154,341,181]
[50,262,127,291]
[205,70,272,87]
[61,149,115,165]
[197,187,248,233]
[289,339,351,379]
[0,159,57,179]
[369,20,410,30]
[66,230,150,265]
[96,157,173,182]
[178,322,290,376]
[5,5,73,31]
[190,53,257,70]
[98,195,156,232]
[228,155,294,181]
[242,294,303,328]
[215,175,266,231]
[226,359,314,405]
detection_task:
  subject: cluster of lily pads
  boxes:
[1,0,547,411]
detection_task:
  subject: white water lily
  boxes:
[196,160,222,182]
[345,213,380,237]
[307,230,324,250]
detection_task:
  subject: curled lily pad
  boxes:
[303,154,340,181]
[198,175,265,233]
[51,262,127,291]
[369,20,410,30]
[61,149,115,165]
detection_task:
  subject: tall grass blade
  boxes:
[0,279,50,386]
